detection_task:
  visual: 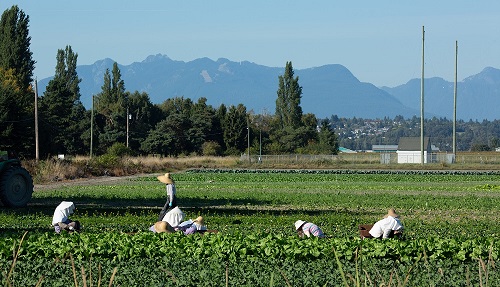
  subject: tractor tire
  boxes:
[0,166,33,207]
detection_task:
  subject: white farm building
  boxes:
[397,137,432,164]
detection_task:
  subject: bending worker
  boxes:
[52,201,81,233]
[294,220,325,238]
[368,208,404,239]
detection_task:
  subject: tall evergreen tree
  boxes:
[0,5,35,91]
[223,104,248,155]
[188,97,217,154]
[318,118,339,154]
[275,61,303,129]
[39,46,86,156]
[94,62,127,153]
[271,61,309,153]
[126,91,162,152]
[0,68,24,150]
[0,6,35,155]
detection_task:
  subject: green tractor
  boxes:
[0,150,33,207]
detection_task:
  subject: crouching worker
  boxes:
[294,220,325,238]
[52,201,81,233]
[368,208,404,239]
[177,216,218,235]
[150,206,185,233]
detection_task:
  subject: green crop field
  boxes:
[1,169,499,286]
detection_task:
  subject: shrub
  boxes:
[202,141,222,156]
[107,143,134,157]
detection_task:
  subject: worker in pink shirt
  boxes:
[294,220,325,238]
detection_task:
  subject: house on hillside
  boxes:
[397,137,432,164]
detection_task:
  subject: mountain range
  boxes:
[38,54,500,120]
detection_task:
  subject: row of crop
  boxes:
[185,168,500,176]
[177,169,500,183]
[1,232,497,263]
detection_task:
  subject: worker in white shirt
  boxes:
[368,208,404,239]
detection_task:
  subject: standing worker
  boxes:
[157,172,177,221]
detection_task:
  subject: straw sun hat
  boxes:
[193,216,205,226]
[384,208,399,218]
[154,221,173,233]
[157,173,174,184]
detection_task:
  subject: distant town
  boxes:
[332,115,500,153]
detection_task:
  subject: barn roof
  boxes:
[398,137,430,151]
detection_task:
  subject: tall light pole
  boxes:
[420,26,425,165]
[126,107,130,148]
[34,78,39,161]
[453,41,458,157]
[247,117,250,163]
[90,96,94,159]
[259,128,262,163]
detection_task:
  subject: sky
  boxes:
[2,1,500,87]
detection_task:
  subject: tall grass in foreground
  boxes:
[332,245,496,287]
[3,233,496,286]
[2,232,117,287]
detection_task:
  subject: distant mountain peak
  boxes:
[93,58,115,67]
[36,54,499,120]
[143,54,171,63]
[464,66,500,83]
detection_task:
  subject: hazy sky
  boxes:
[2,1,500,87]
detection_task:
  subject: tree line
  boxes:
[2,5,498,159]
[0,6,338,159]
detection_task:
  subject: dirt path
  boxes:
[34,174,155,191]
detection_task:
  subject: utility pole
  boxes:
[247,117,250,163]
[34,78,39,161]
[453,41,458,158]
[126,106,130,148]
[90,96,94,159]
[420,26,425,165]
[259,129,262,163]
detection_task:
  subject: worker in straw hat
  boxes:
[157,172,177,221]
[177,216,219,235]
[294,220,325,238]
[149,206,185,233]
[368,208,404,239]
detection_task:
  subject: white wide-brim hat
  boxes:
[294,220,306,230]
